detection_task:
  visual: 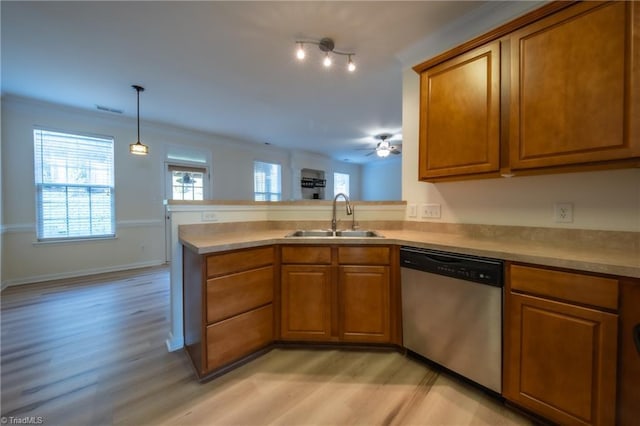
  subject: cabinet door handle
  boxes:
[634,324,640,354]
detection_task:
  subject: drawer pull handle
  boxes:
[634,324,640,354]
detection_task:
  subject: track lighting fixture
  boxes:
[295,37,356,72]
[129,85,149,155]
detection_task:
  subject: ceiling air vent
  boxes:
[96,105,123,114]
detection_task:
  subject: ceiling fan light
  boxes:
[377,148,390,158]
[296,43,305,60]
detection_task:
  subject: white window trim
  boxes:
[164,161,210,201]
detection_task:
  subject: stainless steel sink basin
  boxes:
[285,230,383,238]
[334,230,383,238]
[286,230,335,237]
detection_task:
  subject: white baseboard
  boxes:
[0,260,166,289]
[166,333,184,352]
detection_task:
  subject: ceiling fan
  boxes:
[364,133,402,158]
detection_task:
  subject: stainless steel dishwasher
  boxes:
[400,246,503,393]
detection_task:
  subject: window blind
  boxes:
[253,161,281,201]
[34,129,115,241]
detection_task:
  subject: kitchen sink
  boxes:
[286,230,335,237]
[285,230,383,238]
[334,230,383,238]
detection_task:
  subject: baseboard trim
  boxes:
[165,333,184,352]
[0,260,166,289]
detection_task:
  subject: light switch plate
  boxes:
[407,204,417,218]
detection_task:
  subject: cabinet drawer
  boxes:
[510,264,618,310]
[206,304,273,372]
[206,266,273,324]
[206,246,273,277]
[281,246,331,264]
[338,246,390,265]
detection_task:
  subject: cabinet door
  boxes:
[338,265,390,343]
[509,1,640,170]
[504,292,618,426]
[280,265,333,341]
[419,41,500,179]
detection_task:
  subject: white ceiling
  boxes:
[1,1,489,163]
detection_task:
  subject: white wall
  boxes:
[400,2,640,233]
[290,151,361,201]
[361,157,402,201]
[0,95,362,286]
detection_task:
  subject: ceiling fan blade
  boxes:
[365,151,375,156]
[391,149,401,155]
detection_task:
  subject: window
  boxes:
[34,129,115,241]
[254,161,281,201]
[334,172,350,197]
[169,165,206,201]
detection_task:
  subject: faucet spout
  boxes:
[332,193,352,232]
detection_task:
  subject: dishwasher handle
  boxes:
[421,253,467,265]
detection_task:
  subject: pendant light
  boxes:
[129,85,149,155]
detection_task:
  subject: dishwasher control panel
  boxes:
[400,246,503,287]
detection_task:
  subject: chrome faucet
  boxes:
[331,193,352,232]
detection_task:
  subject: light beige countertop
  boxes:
[179,224,640,279]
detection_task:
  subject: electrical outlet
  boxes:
[554,202,573,223]
[421,203,441,219]
[407,204,417,218]
[201,211,218,222]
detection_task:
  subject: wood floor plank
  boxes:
[1,266,532,426]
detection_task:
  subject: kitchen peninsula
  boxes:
[178,204,639,425]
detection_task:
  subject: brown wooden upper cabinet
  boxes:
[419,41,500,180]
[415,1,640,182]
[509,1,640,171]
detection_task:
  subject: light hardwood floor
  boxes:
[1,266,533,426]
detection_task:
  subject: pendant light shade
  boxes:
[129,85,149,155]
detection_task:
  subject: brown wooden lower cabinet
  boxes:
[183,246,275,379]
[279,244,398,345]
[339,265,390,343]
[504,264,619,426]
[280,264,333,341]
[183,243,636,425]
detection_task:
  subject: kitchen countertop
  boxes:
[180,228,640,279]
